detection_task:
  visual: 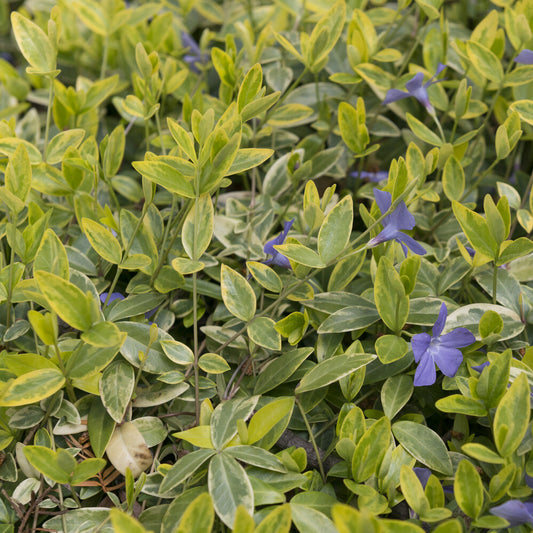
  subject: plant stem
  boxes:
[296,398,326,482]
[193,271,200,424]
[492,261,498,305]
[100,34,109,79]
[43,77,54,154]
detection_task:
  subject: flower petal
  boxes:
[387,201,416,231]
[100,292,124,304]
[405,72,425,93]
[395,233,426,255]
[515,49,533,65]
[264,219,295,255]
[432,303,447,337]
[413,351,437,386]
[432,345,463,378]
[373,188,392,216]
[383,89,410,105]
[413,467,431,488]
[411,332,431,363]
[490,500,533,527]
[439,328,475,348]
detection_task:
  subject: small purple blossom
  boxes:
[412,303,475,387]
[350,170,388,182]
[413,467,432,488]
[472,361,490,373]
[515,49,533,65]
[383,64,446,114]
[100,292,124,305]
[181,32,208,73]
[490,500,533,527]
[264,219,295,269]
[367,189,426,256]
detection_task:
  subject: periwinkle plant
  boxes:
[1,1,533,532]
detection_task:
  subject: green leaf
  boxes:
[318,196,353,263]
[461,443,504,465]
[267,104,313,126]
[374,257,409,333]
[247,318,281,351]
[176,493,214,533]
[254,348,313,395]
[35,271,93,331]
[103,125,125,177]
[208,452,253,528]
[210,396,258,450]
[220,265,256,322]
[494,373,530,457]
[381,375,413,419]
[296,353,376,393]
[248,398,295,445]
[375,335,409,364]
[400,465,429,516]
[100,360,135,423]
[454,459,484,519]
[318,304,380,333]
[442,156,464,201]
[160,449,215,494]
[87,397,116,458]
[46,129,85,165]
[435,395,487,417]
[5,143,31,209]
[160,340,194,365]
[183,195,214,261]
[81,320,125,347]
[71,457,106,485]
[23,446,71,484]
[452,201,498,259]
[198,353,230,374]
[71,0,109,35]
[34,228,69,280]
[392,421,453,475]
[247,261,282,293]
[173,426,213,448]
[255,504,291,533]
[225,446,286,472]
[467,41,504,83]
[237,64,263,112]
[352,416,391,482]
[0,369,65,407]
[406,114,443,146]
[328,249,367,292]
[509,99,533,126]
[273,243,325,268]
[488,464,516,502]
[168,118,196,162]
[132,160,195,198]
[291,504,337,533]
[27,310,56,346]
[497,237,533,265]
[227,148,273,176]
[110,509,147,533]
[11,12,56,75]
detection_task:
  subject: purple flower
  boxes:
[264,219,295,269]
[100,292,124,305]
[412,303,475,387]
[383,64,446,114]
[414,467,432,488]
[472,361,490,373]
[515,49,533,64]
[367,189,426,256]
[490,500,533,527]
[350,170,388,182]
[181,32,207,73]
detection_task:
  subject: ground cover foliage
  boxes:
[0,0,532,531]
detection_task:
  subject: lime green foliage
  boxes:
[0,1,532,531]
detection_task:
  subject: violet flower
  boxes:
[350,170,388,182]
[490,500,533,527]
[181,32,207,73]
[383,64,446,115]
[264,219,295,269]
[100,292,124,305]
[412,303,475,387]
[515,49,533,64]
[367,189,426,256]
